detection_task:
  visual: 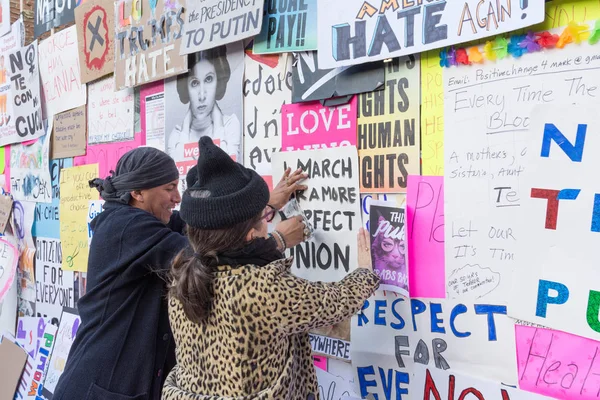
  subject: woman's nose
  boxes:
[198,84,206,101]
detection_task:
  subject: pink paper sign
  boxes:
[281,97,357,151]
[406,175,445,298]
[73,132,144,178]
[313,355,328,371]
[516,325,600,399]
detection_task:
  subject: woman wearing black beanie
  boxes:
[52,147,306,400]
[163,137,381,400]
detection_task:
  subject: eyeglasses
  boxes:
[262,204,276,223]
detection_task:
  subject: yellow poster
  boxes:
[420,50,444,176]
[357,56,420,194]
[60,164,99,272]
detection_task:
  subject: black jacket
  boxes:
[52,202,189,400]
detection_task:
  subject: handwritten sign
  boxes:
[59,164,99,272]
[114,0,187,89]
[25,322,57,399]
[0,194,12,233]
[253,0,317,54]
[273,146,361,283]
[33,159,72,240]
[243,52,292,190]
[75,0,114,84]
[406,175,445,298]
[34,0,54,38]
[35,237,74,321]
[357,56,419,193]
[443,31,600,304]
[509,104,600,340]
[183,0,264,54]
[316,0,544,68]
[87,200,104,246]
[74,132,143,179]
[281,97,357,151]
[352,292,516,399]
[10,121,52,203]
[0,20,23,147]
[309,333,351,361]
[516,325,600,399]
[5,42,44,146]
[42,308,80,398]
[415,365,551,400]
[420,51,444,176]
[0,236,18,303]
[39,25,87,117]
[87,75,134,144]
[316,368,359,400]
[52,106,86,158]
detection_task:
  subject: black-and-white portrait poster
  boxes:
[165,41,244,192]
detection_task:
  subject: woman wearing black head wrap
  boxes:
[52,147,308,400]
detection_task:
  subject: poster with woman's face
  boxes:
[164,41,244,192]
[368,200,409,297]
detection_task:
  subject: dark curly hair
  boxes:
[176,45,231,104]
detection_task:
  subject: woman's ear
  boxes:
[245,227,258,242]
[130,190,144,203]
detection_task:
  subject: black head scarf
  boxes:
[89,147,180,204]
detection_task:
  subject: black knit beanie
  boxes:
[180,137,269,229]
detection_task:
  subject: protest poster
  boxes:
[74,132,144,178]
[443,34,600,305]
[33,159,72,240]
[358,56,419,193]
[0,0,9,37]
[0,20,23,145]
[114,0,187,89]
[273,146,361,283]
[4,42,45,147]
[368,200,408,296]
[26,322,57,399]
[35,237,74,322]
[9,121,53,204]
[508,104,600,340]
[39,26,87,117]
[0,236,18,303]
[0,194,12,233]
[421,51,444,177]
[59,164,99,272]
[141,81,165,151]
[14,316,41,358]
[54,0,85,35]
[243,51,292,190]
[309,333,351,361]
[34,0,54,38]
[0,338,28,399]
[165,42,244,193]
[351,292,517,399]
[52,106,87,158]
[12,350,34,399]
[87,75,134,144]
[87,200,104,246]
[406,175,444,299]
[292,51,384,105]
[315,368,359,400]
[281,96,357,151]
[515,325,600,399]
[75,0,114,84]
[414,365,551,400]
[316,0,545,68]
[253,0,317,54]
[182,0,264,54]
[42,307,80,398]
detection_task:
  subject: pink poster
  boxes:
[281,97,357,151]
[73,133,144,179]
[406,175,445,298]
[313,355,328,371]
[516,325,600,399]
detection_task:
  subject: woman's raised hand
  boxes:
[269,168,308,210]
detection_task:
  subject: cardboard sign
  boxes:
[0,194,12,233]
[316,0,545,68]
[182,0,264,54]
[292,51,384,104]
[75,0,114,84]
[39,25,87,117]
[4,42,45,146]
[0,338,28,400]
[53,106,87,158]
[114,0,188,89]
[253,0,317,54]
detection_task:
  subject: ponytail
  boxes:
[169,250,214,324]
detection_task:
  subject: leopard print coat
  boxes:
[162,257,380,400]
